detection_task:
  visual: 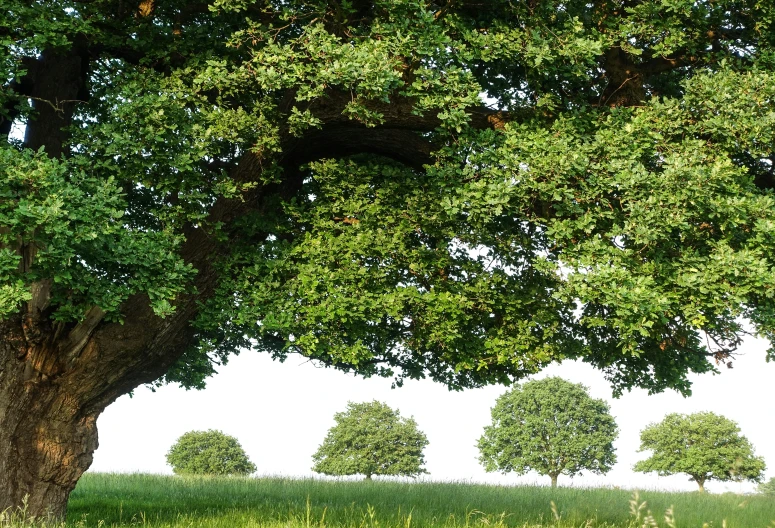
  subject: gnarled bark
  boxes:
[0,209,229,518]
[0,317,98,518]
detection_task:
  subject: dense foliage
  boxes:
[634,412,766,492]
[477,377,618,487]
[166,430,256,476]
[2,0,775,397]
[312,401,428,479]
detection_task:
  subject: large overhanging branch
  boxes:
[54,88,470,410]
[8,30,774,411]
[275,89,509,174]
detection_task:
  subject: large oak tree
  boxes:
[1,0,774,519]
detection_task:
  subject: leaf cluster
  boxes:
[0,147,194,320]
[3,0,775,396]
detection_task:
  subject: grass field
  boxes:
[4,473,775,528]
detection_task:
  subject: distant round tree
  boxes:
[634,412,765,492]
[166,430,256,476]
[312,401,428,480]
[758,477,775,495]
[477,377,618,488]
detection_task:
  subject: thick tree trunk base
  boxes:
[0,319,100,520]
[0,413,98,520]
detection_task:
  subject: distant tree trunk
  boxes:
[696,478,706,493]
[550,474,559,488]
[365,474,372,481]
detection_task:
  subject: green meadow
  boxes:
[5,473,774,528]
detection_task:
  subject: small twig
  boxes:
[28,96,87,114]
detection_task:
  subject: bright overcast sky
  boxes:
[91,334,775,494]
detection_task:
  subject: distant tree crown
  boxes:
[166,429,256,476]
[634,411,765,492]
[758,477,775,496]
[312,400,429,480]
[478,377,618,487]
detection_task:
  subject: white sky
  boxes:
[90,335,775,494]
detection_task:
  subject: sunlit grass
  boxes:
[4,473,775,527]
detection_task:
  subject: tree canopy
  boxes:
[478,377,618,487]
[312,400,429,480]
[634,412,766,492]
[1,0,775,518]
[166,429,257,476]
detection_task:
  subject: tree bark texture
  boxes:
[0,317,99,518]
[0,220,233,519]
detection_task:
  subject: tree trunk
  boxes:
[364,474,372,481]
[550,474,558,488]
[601,48,646,108]
[22,49,87,158]
[0,318,99,518]
[0,48,98,519]
[0,286,219,520]
[696,479,706,493]
[0,43,236,519]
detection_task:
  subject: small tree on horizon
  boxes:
[312,401,429,480]
[166,430,256,476]
[477,377,618,488]
[758,477,775,495]
[634,412,765,493]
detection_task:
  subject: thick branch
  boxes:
[23,49,88,157]
[62,306,106,364]
[639,54,696,75]
[306,90,508,132]
[27,280,52,316]
[283,126,434,170]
